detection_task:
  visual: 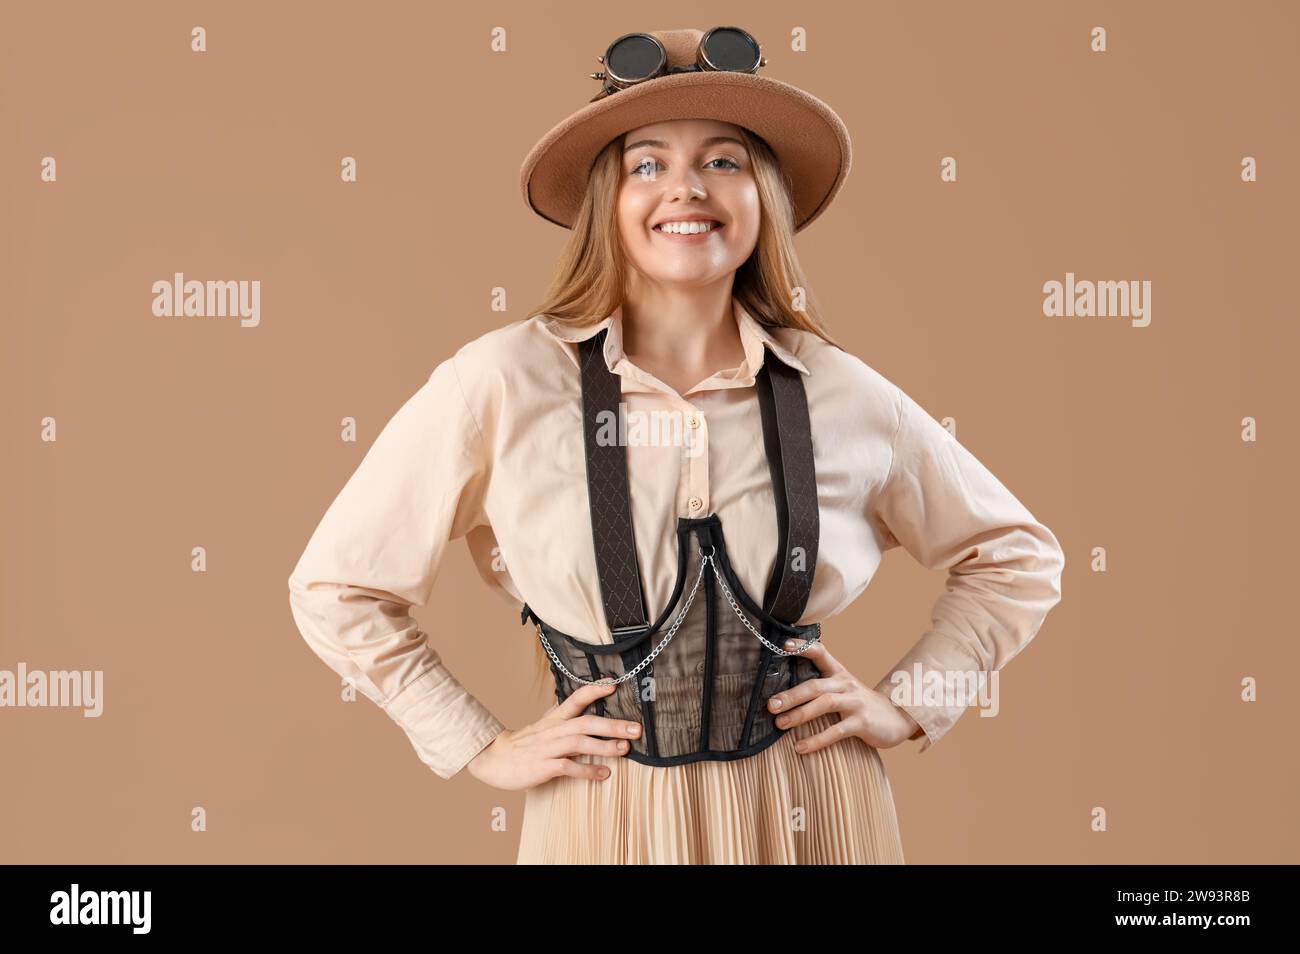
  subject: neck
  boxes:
[620,280,741,367]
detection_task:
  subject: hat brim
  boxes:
[519,71,852,233]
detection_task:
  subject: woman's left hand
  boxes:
[767,637,923,753]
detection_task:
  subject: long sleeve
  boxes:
[869,385,1065,753]
[288,353,506,779]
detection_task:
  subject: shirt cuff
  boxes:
[383,666,507,779]
[874,628,985,754]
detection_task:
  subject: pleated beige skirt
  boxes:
[515,709,906,864]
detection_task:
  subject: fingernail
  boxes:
[770,698,782,711]
[628,725,640,735]
[618,741,627,751]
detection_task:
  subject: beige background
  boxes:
[2,1,1296,863]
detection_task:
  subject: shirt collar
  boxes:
[538,298,810,392]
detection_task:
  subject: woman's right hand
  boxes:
[465,682,642,791]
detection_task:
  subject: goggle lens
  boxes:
[607,34,665,84]
[700,27,760,72]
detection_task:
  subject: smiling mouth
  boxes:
[652,221,725,235]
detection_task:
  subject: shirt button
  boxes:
[688,496,703,511]
[696,660,706,674]
[688,415,700,429]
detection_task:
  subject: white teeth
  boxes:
[656,220,719,234]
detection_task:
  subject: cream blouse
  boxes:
[288,298,1066,779]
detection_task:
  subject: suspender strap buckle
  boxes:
[610,621,651,640]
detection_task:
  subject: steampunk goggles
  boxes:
[588,26,767,102]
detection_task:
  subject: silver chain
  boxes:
[705,550,822,656]
[536,547,709,687]
[536,544,822,687]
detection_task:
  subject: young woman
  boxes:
[288,27,1066,864]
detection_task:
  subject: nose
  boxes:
[660,164,708,201]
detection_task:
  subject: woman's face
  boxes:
[616,118,760,287]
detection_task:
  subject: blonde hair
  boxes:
[523,125,842,691]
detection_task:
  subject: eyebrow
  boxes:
[623,135,746,154]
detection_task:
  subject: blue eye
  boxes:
[630,156,741,177]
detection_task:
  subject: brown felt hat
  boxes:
[519,26,853,233]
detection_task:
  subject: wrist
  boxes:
[898,707,924,741]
